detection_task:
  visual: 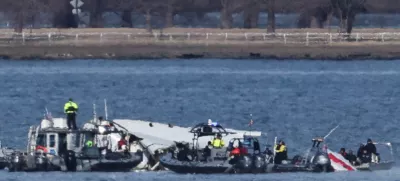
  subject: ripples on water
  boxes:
[0,59,400,180]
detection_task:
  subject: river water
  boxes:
[0,59,399,180]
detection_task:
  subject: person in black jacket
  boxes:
[346,150,357,165]
[360,149,371,163]
[363,138,377,155]
[357,144,364,158]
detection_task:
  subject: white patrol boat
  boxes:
[7,112,143,172]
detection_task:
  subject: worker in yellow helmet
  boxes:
[64,98,79,130]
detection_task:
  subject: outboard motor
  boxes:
[9,152,23,172]
[252,155,266,173]
[234,155,252,173]
[311,152,331,172]
[64,150,77,171]
[35,153,48,170]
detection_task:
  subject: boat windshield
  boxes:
[36,134,46,147]
[243,138,251,147]
[374,143,394,163]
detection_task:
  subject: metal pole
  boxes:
[93,103,96,124]
[75,1,80,27]
[104,99,108,120]
[273,136,277,164]
[323,125,339,140]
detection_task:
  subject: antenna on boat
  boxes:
[44,107,53,123]
[104,99,108,120]
[93,102,97,124]
[246,113,253,136]
[273,136,277,164]
[323,125,339,140]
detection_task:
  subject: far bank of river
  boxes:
[1,43,400,60]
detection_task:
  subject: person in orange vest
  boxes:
[228,143,242,165]
[230,146,241,156]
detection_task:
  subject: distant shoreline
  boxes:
[2,43,400,61]
[1,28,400,60]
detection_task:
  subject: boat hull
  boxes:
[159,154,331,174]
[160,161,230,174]
[8,151,143,172]
[355,161,394,171]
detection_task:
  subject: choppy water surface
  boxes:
[0,59,400,180]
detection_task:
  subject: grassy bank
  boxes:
[0,28,400,60]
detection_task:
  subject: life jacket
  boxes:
[230,147,241,156]
[64,101,78,113]
[212,138,224,148]
[36,145,48,153]
[275,144,286,153]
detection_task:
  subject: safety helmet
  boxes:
[86,140,93,147]
[98,126,106,134]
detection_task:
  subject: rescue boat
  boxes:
[328,142,394,172]
[7,114,143,172]
[0,142,15,169]
[158,122,335,174]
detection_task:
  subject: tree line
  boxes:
[1,0,398,34]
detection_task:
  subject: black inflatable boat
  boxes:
[160,122,334,174]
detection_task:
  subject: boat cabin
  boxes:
[189,122,235,137]
[27,118,126,157]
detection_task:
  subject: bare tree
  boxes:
[243,0,260,29]
[165,0,177,28]
[113,0,136,27]
[88,0,105,28]
[331,0,366,34]
[50,0,77,28]
[219,0,244,29]
[266,0,275,33]
[0,0,50,32]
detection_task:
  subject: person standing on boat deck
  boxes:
[64,98,78,130]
